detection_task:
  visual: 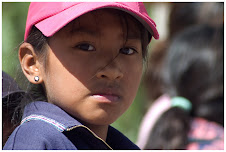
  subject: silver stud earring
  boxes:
[34,76,39,82]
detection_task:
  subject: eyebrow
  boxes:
[71,27,141,40]
[71,28,98,37]
[126,33,141,40]
[123,26,142,40]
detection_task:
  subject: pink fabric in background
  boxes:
[136,94,171,149]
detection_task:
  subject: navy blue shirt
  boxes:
[4,101,140,150]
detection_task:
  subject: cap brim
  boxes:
[35,2,159,40]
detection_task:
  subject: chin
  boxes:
[84,114,120,126]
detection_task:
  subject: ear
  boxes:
[19,42,43,84]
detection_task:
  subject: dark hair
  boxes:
[2,71,26,146]
[14,9,151,123]
[169,2,223,38]
[144,24,223,149]
[143,2,223,103]
[12,26,49,124]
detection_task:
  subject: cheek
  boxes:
[123,60,143,102]
[124,55,143,81]
[42,50,87,104]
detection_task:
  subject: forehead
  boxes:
[59,8,142,39]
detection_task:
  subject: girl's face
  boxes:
[41,9,143,126]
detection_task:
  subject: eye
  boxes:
[120,47,137,55]
[76,43,95,51]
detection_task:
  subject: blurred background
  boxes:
[2,2,224,143]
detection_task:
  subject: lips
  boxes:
[90,87,122,103]
[91,94,120,102]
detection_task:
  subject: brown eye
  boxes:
[120,47,137,55]
[76,43,95,51]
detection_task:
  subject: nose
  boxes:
[96,59,123,81]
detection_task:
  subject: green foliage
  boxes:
[2,2,29,78]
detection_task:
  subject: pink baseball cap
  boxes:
[25,2,159,41]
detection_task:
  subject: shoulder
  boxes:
[4,120,76,150]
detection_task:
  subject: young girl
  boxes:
[4,2,159,150]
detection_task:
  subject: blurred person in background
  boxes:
[137,24,223,150]
[136,2,224,149]
[2,71,25,146]
[143,2,223,103]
